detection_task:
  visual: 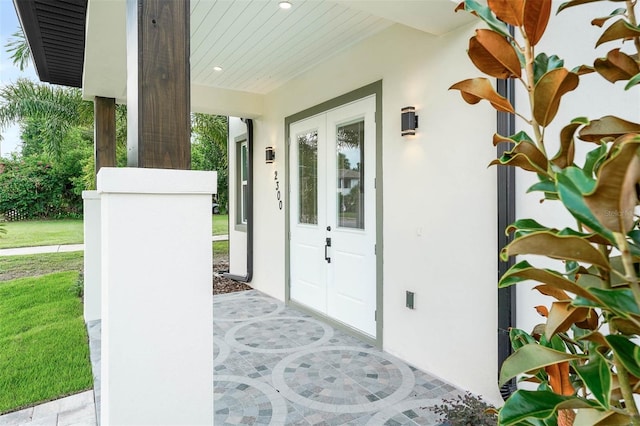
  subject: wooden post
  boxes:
[126,0,191,169]
[94,96,116,176]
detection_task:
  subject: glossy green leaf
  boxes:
[534,53,564,85]
[556,169,615,242]
[583,143,608,177]
[606,335,640,378]
[499,390,596,425]
[493,130,534,145]
[511,327,538,351]
[596,19,640,47]
[528,180,556,194]
[499,260,596,301]
[574,352,611,408]
[456,0,510,37]
[490,140,548,173]
[506,218,549,235]
[500,344,582,386]
[502,231,610,269]
[625,72,640,90]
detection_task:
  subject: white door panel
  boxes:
[290,96,377,338]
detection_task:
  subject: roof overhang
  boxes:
[13,0,87,88]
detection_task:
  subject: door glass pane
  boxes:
[298,131,318,224]
[336,120,364,229]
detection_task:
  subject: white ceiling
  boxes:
[83,0,474,104]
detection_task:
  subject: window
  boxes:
[237,139,248,226]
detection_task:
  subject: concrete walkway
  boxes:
[0,391,96,426]
[0,244,84,257]
[0,235,228,257]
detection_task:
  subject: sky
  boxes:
[0,0,38,158]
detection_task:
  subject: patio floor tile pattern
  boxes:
[213,290,458,425]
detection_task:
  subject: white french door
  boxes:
[289,96,377,337]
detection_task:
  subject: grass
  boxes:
[212,214,229,236]
[0,252,84,282]
[0,220,84,249]
[0,271,93,414]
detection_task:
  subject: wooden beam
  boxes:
[94,96,117,175]
[126,0,190,169]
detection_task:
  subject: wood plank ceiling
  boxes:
[190,0,393,94]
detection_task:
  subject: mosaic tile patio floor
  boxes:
[212,290,460,425]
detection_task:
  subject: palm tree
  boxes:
[5,28,31,71]
[0,79,93,156]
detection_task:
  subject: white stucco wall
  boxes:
[514,2,640,333]
[228,22,501,402]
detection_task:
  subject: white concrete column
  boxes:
[98,167,216,426]
[82,190,101,323]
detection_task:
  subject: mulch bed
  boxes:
[213,260,252,295]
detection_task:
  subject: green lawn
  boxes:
[0,271,93,414]
[212,214,229,236]
[0,220,84,249]
[0,252,84,282]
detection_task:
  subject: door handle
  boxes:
[325,237,331,263]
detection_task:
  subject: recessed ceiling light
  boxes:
[279,1,292,10]
[213,66,223,72]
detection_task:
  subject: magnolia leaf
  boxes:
[606,335,640,378]
[573,288,640,318]
[591,8,626,27]
[557,0,616,14]
[489,140,548,173]
[499,390,597,425]
[578,331,609,348]
[534,68,579,126]
[449,78,515,113]
[534,53,565,85]
[574,352,611,409]
[487,0,524,26]
[575,309,599,330]
[610,317,640,335]
[506,218,548,234]
[528,180,556,194]
[545,362,574,396]
[583,143,608,177]
[556,169,615,242]
[455,0,510,37]
[575,410,632,426]
[584,135,640,233]
[572,64,595,75]
[523,0,552,46]
[502,232,610,269]
[499,344,582,386]
[625,72,640,90]
[578,115,640,142]
[499,260,597,301]
[594,49,640,83]
[534,285,570,301]
[545,301,588,340]
[552,118,588,168]
[493,130,533,146]
[468,29,522,79]
[510,327,538,351]
[536,305,549,317]
[596,19,640,47]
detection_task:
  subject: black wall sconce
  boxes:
[265,146,276,163]
[401,106,419,136]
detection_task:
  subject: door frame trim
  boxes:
[284,80,383,348]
